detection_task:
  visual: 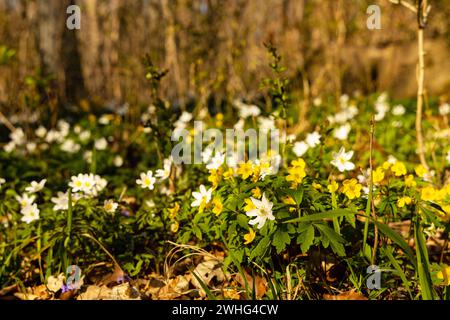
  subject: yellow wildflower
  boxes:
[291,158,306,169]
[251,187,262,199]
[404,175,416,188]
[282,196,296,205]
[312,182,322,190]
[328,180,339,193]
[391,161,407,176]
[436,188,447,201]
[244,198,256,211]
[286,163,306,188]
[237,161,253,180]
[437,265,450,286]
[208,168,222,189]
[251,164,261,183]
[341,179,362,200]
[168,202,180,219]
[223,168,235,181]
[382,161,392,170]
[212,197,223,216]
[170,221,179,233]
[372,167,385,184]
[397,196,412,208]
[244,228,256,245]
[282,196,296,212]
[421,186,437,201]
[414,164,427,178]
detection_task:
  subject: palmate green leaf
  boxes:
[296,224,314,253]
[283,209,356,224]
[374,221,416,267]
[315,224,346,257]
[272,229,291,253]
[250,236,271,260]
[414,218,435,300]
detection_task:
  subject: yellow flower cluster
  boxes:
[391,161,407,177]
[327,180,339,193]
[208,168,223,189]
[372,167,385,184]
[286,159,306,189]
[237,161,253,180]
[340,179,363,199]
[397,196,412,208]
[212,197,223,216]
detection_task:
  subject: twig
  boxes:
[0,110,16,132]
[389,0,418,13]
[369,117,379,265]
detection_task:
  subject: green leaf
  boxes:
[191,271,216,300]
[414,218,435,300]
[236,214,249,228]
[315,224,346,256]
[272,229,291,253]
[250,236,271,260]
[297,225,315,253]
[284,209,356,224]
[374,221,416,267]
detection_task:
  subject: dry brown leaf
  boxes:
[77,283,140,300]
[14,285,50,300]
[14,292,39,300]
[235,270,267,299]
[223,288,241,300]
[99,265,125,286]
[157,275,190,299]
[0,284,18,296]
[190,258,225,297]
[323,289,367,300]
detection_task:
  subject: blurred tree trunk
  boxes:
[100,0,121,103]
[75,0,101,101]
[36,0,85,105]
[161,0,184,105]
[62,0,86,103]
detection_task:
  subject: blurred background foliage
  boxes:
[0,0,449,116]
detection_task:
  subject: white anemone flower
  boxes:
[136,171,156,190]
[245,193,275,229]
[206,152,225,171]
[16,194,36,208]
[35,126,47,138]
[392,105,406,116]
[0,178,5,189]
[60,139,81,153]
[156,158,172,180]
[191,184,212,207]
[51,191,71,211]
[293,141,309,157]
[94,137,108,150]
[331,147,356,172]
[439,103,450,116]
[113,155,124,167]
[305,132,321,148]
[446,151,450,164]
[103,200,118,213]
[21,203,40,224]
[25,179,47,193]
[333,123,351,141]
